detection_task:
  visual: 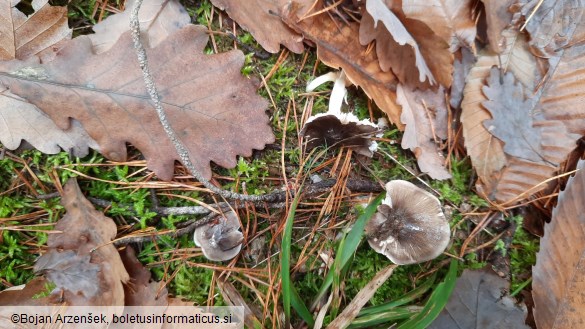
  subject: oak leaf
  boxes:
[33,179,129,305]
[429,268,529,329]
[0,0,71,62]
[402,0,477,52]
[397,84,451,179]
[89,0,191,54]
[532,158,585,328]
[0,25,275,181]
[461,29,540,200]
[359,0,453,88]
[210,0,304,53]
[0,87,98,157]
[479,68,578,202]
[283,2,402,127]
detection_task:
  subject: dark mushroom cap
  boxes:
[194,211,244,262]
[300,113,379,156]
[365,180,450,264]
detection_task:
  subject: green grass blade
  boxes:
[397,260,459,329]
[358,273,436,316]
[291,284,315,326]
[348,306,422,329]
[281,192,301,327]
[281,186,315,326]
[312,193,385,307]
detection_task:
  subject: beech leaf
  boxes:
[283,2,402,127]
[481,0,515,53]
[359,0,453,88]
[397,84,451,179]
[89,0,191,54]
[0,0,71,61]
[532,158,585,328]
[33,179,129,305]
[402,0,477,52]
[520,0,585,57]
[210,0,304,53]
[0,25,275,181]
[429,268,530,329]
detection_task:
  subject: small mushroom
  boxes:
[194,210,244,262]
[302,70,380,156]
[365,180,450,265]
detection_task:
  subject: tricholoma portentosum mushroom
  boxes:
[365,180,450,265]
[194,210,244,262]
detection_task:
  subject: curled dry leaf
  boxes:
[359,0,453,88]
[89,0,191,54]
[402,0,477,52]
[429,268,530,329]
[0,0,71,61]
[283,2,402,127]
[210,0,304,53]
[532,158,585,328]
[450,47,475,109]
[33,179,129,305]
[0,25,275,181]
[120,246,168,306]
[397,84,451,179]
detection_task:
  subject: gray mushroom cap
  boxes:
[194,211,244,262]
[365,180,450,265]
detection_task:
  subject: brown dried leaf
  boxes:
[461,29,539,199]
[0,87,98,157]
[0,25,274,181]
[429,268,529,329]
[480,68,578,201]
[359,0,453,88]
[402,0,477,52]
[89,0,190,54]
[472,2,585,202]
[397,84,451,179]
[532,158,585,328]
[120,246,167,306]
[33,179,129,305]
[211,0,304,53]
[481,0,515,53]
[450,47,476,109]
[283,3,402,127]
[0,277,52,306]
[519,0,584,57]
[0,0,71,61]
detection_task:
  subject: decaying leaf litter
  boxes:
[1,0,585,328]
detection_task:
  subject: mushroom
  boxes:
[194,210,244,262]
[301,70,380,156]
[365,180,450,265]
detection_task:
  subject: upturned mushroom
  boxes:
[365,180,450,265]
[194,210,244,262]
[301,70,380,156]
